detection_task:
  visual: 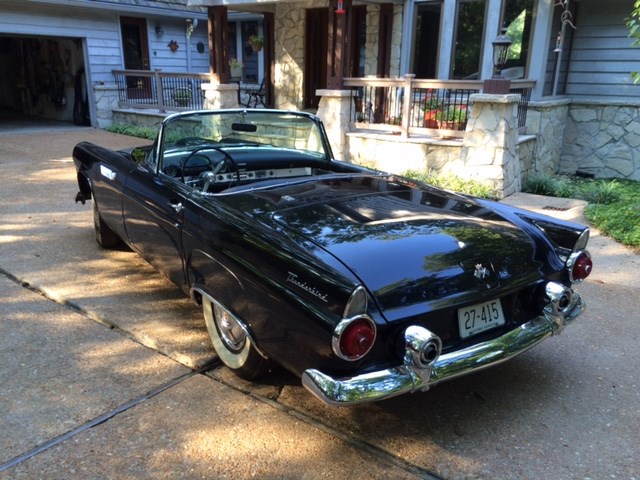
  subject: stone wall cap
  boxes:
[202,83,239,92]
[528,98,572,108]
[316,89,353,97]
[469,93,520,103]
[568,98,640,107]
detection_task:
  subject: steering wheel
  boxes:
[175,137,216,147]
[179,146,239,184]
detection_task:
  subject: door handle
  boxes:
[169,201,184,213]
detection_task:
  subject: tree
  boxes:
[626,0,640,83]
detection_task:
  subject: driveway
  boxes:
[1,127,638,479]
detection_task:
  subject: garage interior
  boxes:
[0,35,90,130]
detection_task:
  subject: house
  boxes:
[0,0,265,126]
[187,0,640,187]
[2,0,639,189]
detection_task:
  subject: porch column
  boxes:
[316,89,353,160]
[203,5,239,109]
[460,94,521,198]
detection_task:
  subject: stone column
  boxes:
[460,93,521,198]
[316,89,353,161]
[92,83,120,129]
[202,83,240,110]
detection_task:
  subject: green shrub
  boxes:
[404,169,499,199]
[106,124,158,140]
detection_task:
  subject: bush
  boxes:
[404,169,499,199]
[106,124,158,140]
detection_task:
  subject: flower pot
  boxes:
[230,66,243,78]
[424,110,438,128]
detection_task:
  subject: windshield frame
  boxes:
[153,109,334,174]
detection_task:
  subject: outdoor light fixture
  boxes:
[155,24,164,38]
[492,28,512,78]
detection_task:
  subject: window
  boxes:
[502,0,534,73]
[412,2,442,79]
[451,0,487,79]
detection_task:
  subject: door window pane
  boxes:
[451,0,486,79]
[502,0,533,76]
[413,2,442,79]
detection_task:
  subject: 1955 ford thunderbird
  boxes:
[73,109,593,406]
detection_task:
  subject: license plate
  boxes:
[458,299,505,339]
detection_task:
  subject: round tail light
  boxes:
[568,250,592,283]
[332,316,376,361]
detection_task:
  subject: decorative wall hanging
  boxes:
[168,40,179,52]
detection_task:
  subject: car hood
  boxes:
[267,176,551,320]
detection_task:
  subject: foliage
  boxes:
[404,169,500,200]
[106,123,158,140]
[248,35,264,50]
[626,0,640,83]
[522,174,639,249]
[229,58,243,69]
[421,97,442,111]
[435,107,467,123]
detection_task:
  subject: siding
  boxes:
[566,0,640,100]
[0,3,124,85]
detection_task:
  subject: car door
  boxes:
[122,161,191,290]
[90,148,136,242]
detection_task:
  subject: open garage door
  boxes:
[0,35,89,126]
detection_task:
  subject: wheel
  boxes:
[202,295,267,380]
[93,201,120,248]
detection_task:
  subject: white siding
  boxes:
[566,0,640,100]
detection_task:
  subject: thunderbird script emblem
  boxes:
[474,263,490,280]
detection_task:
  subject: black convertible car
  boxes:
[73,109,593,406]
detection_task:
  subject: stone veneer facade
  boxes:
[560,100,640,180]
[273,1,402,110]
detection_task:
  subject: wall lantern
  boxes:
[155,24,164,38]
[336,0,346,14]
[492,28,512,78]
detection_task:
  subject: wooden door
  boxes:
[120,17,151,99]
[304,8,328,110]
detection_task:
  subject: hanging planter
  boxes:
[248,35,264,52]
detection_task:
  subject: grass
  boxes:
[523,173,640,250]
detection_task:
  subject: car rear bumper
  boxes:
[302,282,585,406]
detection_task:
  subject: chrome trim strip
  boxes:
[302,284,585,406]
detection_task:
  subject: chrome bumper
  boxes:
[302,282,585,406]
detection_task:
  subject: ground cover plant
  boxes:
[523,173,640,250]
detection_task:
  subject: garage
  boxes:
[0,35,90,127]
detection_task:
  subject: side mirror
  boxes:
[131,147,147,164]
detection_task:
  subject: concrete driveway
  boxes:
[1,127,638,479]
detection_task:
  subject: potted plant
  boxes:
[422,97,442,128]
[435,106,467,130]
[172,88,192,107]
[248,34,264,52]
[229,58,243,78]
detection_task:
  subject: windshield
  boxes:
[159,110,328,162]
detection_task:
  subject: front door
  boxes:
[120,17,152,100]
[304,8,328,110]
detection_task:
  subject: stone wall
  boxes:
[364,4,403,77]
[346,132,464,173]
[274,2,313,110]
[525,99,570,174]
[560,100,640,180]
[93,84,120,129]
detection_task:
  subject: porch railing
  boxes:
[113,69,209,111]
[344,75,535,138]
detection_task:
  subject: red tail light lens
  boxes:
[333,316,376,361]
[568,250,592,283]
